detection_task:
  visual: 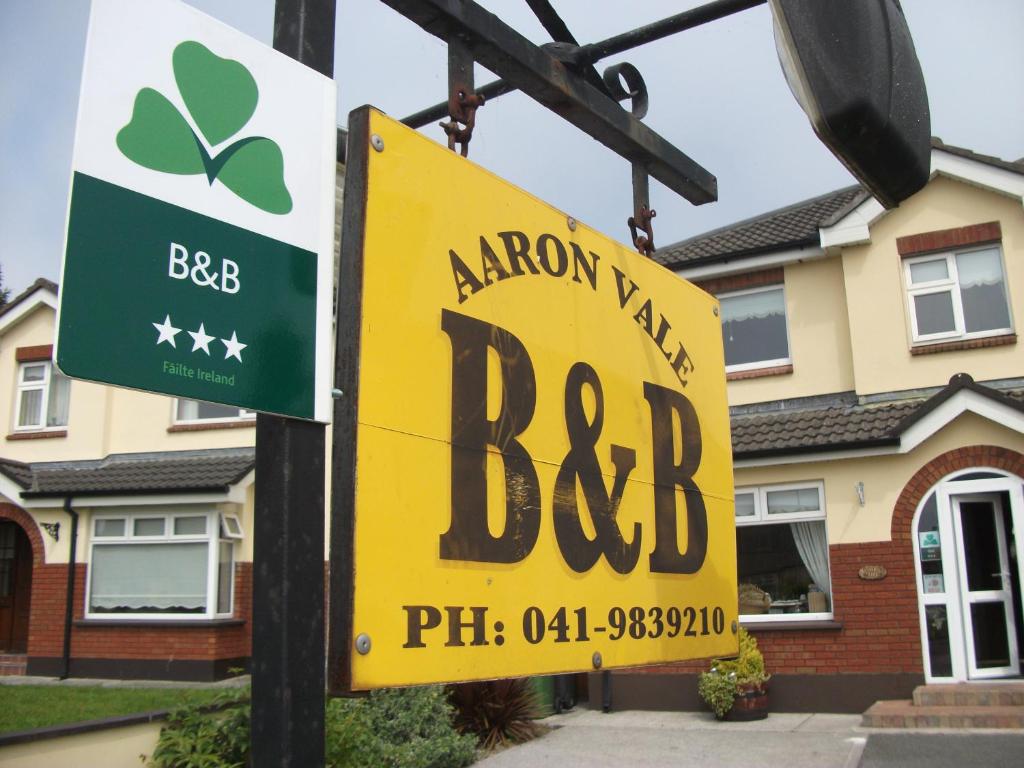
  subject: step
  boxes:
[0,660,27,676]
[914,683,1024,707]
[863,699,1024,729]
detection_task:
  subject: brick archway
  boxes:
[0,503,46,567]
[891,445,1024,543]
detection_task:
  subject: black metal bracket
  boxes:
[383,0,718,205]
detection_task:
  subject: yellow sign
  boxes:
[332,107,736,690]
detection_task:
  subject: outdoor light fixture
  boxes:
[769,0,931,208]
[855,481,866,507]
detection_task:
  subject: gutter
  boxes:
[60,497,79,680]
[19,484,232,500]
[732,436,901,461]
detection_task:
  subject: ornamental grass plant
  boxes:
[447,678,544,751]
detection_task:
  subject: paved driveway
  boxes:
[475,709,866,768]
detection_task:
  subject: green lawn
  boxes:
[0,685,232,734]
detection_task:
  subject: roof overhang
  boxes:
[735,377,1024,468]
[674,244,826,282]
[0,288,57,335]
[820,148,1024,250]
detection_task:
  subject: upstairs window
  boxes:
[719,285,791,371]
[14,361,70,431]
[174,399,255,424]
[904,246,1012,344]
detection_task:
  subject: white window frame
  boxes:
[86,508,237,621]
[13,360,69,432]
[718,284,792,373]
[903,246,1013,345]
[172,398,256,426]
[735,481,833,623]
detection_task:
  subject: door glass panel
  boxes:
[917,494,944,592]
[959,502,1002,591]
[0,524,14,596]
[971,602,1011,669]
[925,605,953,677]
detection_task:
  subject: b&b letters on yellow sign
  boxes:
[333,107,736,691]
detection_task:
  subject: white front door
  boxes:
[951,494,1020,679]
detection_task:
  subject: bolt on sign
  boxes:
[56,0,336,421]
[330,107,737,691]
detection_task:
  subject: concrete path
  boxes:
[475,709,866,768]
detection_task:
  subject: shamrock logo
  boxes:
[116,41,292,215]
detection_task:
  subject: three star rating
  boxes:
[152,315,247,362]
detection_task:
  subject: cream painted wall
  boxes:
[105,386,255,454]
[0,302,255,461]
[735,412,1024,546]
[0,306,110,462]
[727,256,856,406]
[0,721,161,768]
[842,176,1024,396]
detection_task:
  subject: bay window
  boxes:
[904,246,1012,343]
[88,509,241,619]
[736,482,832,620]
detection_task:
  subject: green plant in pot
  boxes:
[697,628,770,720]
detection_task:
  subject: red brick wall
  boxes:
[693,267,784,296]
[641,445,1024,678]
[27,560,253,662]
[896,221,1001,257]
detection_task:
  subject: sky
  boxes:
[1,0,1022,298]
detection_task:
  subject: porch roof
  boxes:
[732,375,1024,460]
[0,448,254,499]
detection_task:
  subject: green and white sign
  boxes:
[57,0,336,421]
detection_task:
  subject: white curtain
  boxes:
[47,371,71,427]
[90,542,208,612]
[790,521,831,600]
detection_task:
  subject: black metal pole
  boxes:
[59,498,78,680]
[251,2,335,767]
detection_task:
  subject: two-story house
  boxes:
[596,140,1024,713]
[0,278,257,680]
[2,140,1022,709]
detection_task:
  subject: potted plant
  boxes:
[697,628,769,720]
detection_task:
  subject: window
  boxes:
[719,286,791,371]
[904,246,1012,344]
[174,399,254,424]
[14,361,70,431]
[87,509,238,619]
[735,482,832,620]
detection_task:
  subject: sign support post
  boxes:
[251,2,335,767]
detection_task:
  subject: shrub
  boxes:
[147,688,250,768]
[146,685,475,768]
[696,669,735,719]
[327,687,477,768]
[697,628,770,718]
[448,678,542,751]
[712,628,768,686]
